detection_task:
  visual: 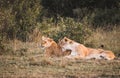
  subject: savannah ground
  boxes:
[0,0,120,78]
[0,29,120,78]
[0,54,120,78]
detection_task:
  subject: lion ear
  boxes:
[64,38,68,42]
[42,36,47,40]
[42,36,45,40]
[63,36,69,42]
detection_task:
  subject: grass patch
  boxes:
[0,25,120,78]
[0,41,120,78]
[84,26,120,56]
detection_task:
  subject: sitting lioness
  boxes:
[41,36,71,57]
[59,37,115,60]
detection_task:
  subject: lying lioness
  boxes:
[86,48,115,60]
[59,37,115,60]
[41,36,71,57]
[97,49,115,60]
[58,37,89,59]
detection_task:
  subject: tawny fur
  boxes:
[97,49,115,60]
[41,36,71,57]
[85,48,103,59]
[58,37,89,59]
[59,37,115,60]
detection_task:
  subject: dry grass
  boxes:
[84,26,120,55]
[0,39,120,78]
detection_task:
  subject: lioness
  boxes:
[97,49,115,60]
[59,37,115,60]
[58,37,89,59]
[41,36,71,57]
[85,48,104,60]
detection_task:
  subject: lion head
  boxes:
[58,37,77,51]
[41,36,54,49]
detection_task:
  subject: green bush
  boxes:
[38,17,91,43]
[0,0,42,41]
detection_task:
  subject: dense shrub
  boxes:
[41,0,120,27]
[38,17,91,43]
[91,8,120,27]
[0,0,42,41]
[0,0,119,42]
[41,0,119,16]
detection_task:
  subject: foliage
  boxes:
[38,17,91,43]
[91,8,120,27]
[41,0,120,26]
[0,0,42,41]
[41,0,119,16]
[0,0,119,45]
